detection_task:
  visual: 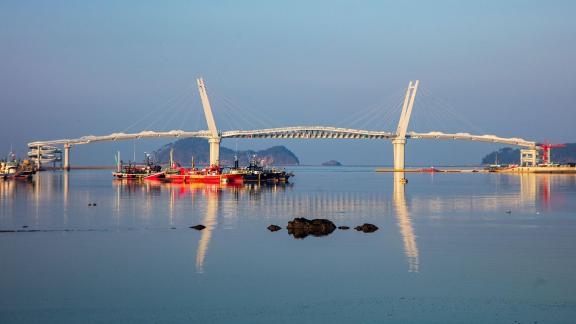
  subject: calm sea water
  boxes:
[1,167,576,323]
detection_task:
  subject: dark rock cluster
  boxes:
[267,219,379,238]
[286,218,336,238]
[355,223,379,233]
[267,225,282,232]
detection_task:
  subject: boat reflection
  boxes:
[112,181,292,273]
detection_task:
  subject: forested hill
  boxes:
[154,138,300,166]
[482,143,576,164]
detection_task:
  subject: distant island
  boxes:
[482,143,576,164]
[321,160,342,166]
[154,138,299,166]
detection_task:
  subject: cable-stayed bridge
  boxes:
[28,79,537,170]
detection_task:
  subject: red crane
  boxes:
[538,141,566,164]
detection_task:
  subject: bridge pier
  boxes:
[208,137,220,166]
[392,138,406,171]
[63,143,70,171]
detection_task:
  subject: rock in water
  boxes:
[287,218,336,238]
[355,224,379,233]
[267,225,282,232]
[190,225,206,230]
[321,160,342,166]
[338,226,350,230]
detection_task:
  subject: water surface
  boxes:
[1,168,575,323]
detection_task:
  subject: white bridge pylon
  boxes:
[28,79,537,169]
[197,77,220,166]
[393,80,419,170]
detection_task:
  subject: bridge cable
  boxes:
[367,91,406,131]
[213,96,245,131]
[142,88,193,132]
[333,90,397,129]
[159,91,196,132]
[414,88,460,133]
[208,88,277,130]
[119,83,196,134]
[220,94,274,128]
[334,88,406,131]
[378,95,408,132]
[418,86,489,135]
[177,98,196,131]
[207,90,251,131]
[410,93,449,133]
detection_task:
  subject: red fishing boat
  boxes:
[420,167,441,173]
[147,164,243,184]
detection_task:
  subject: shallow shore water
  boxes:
[1,167,576,323]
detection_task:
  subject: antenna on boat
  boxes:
[169,147,174,167]
[191,156,195,169]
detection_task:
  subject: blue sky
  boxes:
[1,0,575,165]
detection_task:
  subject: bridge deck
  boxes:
[28,127,536,148]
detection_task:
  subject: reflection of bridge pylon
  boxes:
[393,172,420,273]
[195,187,219,273]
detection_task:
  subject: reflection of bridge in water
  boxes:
[3,174,575,273]
[106,174,576,273]
[394,173,419,272]
[112,181,418,272]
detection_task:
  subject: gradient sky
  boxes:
[1,0,575,165]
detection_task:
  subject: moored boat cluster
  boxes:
[0,159,36,180]
[112,153,294,184]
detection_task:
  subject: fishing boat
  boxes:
[143,149,242,184]
[112,152,162,179]
[0,158,36,180]
[229,156,294,183]
[113,163,163,179]
[158,164,243,184]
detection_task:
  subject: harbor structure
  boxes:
[27,145,62,169]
